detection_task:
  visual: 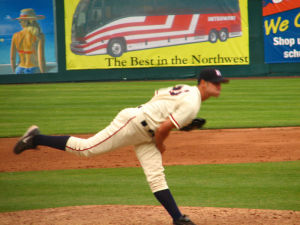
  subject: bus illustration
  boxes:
[71,0,242,57]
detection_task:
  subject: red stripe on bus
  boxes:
[85,15,169,40]
[72,15,195,51]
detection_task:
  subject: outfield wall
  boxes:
[0,0,299,84]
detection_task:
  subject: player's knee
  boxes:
[66,137,96,157]
[147,173,168,193]
[77,149,93,157]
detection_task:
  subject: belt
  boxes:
[141,120,155,137]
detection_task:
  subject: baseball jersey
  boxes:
[141,84,201,130]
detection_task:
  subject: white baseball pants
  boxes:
[65,107,168,193]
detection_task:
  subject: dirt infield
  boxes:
[1,205,299,225]
[1,127,300,224]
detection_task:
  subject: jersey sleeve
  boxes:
[168,102,198,129]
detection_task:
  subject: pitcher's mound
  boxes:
[1,205,299,225]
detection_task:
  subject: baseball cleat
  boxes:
[13,125,40,154]
[173,215,196,225]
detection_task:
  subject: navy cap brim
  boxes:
[210,77,229,83]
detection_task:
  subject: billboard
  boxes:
[0,0,57,75]
[65,0,249,70]
[263,0,300,63]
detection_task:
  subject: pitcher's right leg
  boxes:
[134,142,168,192]
[134,143,183,222]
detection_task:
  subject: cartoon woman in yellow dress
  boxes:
[10,8,46,74]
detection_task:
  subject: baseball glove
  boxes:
[180,118,206,131]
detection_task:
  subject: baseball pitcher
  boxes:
[14,68,229,225]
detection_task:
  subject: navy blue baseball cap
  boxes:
[198,68,229,84]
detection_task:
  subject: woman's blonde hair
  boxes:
[22,19,43,37]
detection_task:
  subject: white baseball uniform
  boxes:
[65,84,201,192]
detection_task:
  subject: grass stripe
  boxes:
[0,161,299,212]
[0,78,300,137]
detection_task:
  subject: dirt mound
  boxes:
[1,205,299,225]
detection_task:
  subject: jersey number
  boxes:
[169,86,183,96]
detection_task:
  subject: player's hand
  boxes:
[154,119,174,154]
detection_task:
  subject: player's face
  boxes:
[206,82,221,97]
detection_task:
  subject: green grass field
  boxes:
[1,162,300,213]
[0,77,300,213]
[0,78,299,137]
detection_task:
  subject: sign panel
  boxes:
[263,0,300,63]
[0,0,57,75]
[65,0,249,69]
